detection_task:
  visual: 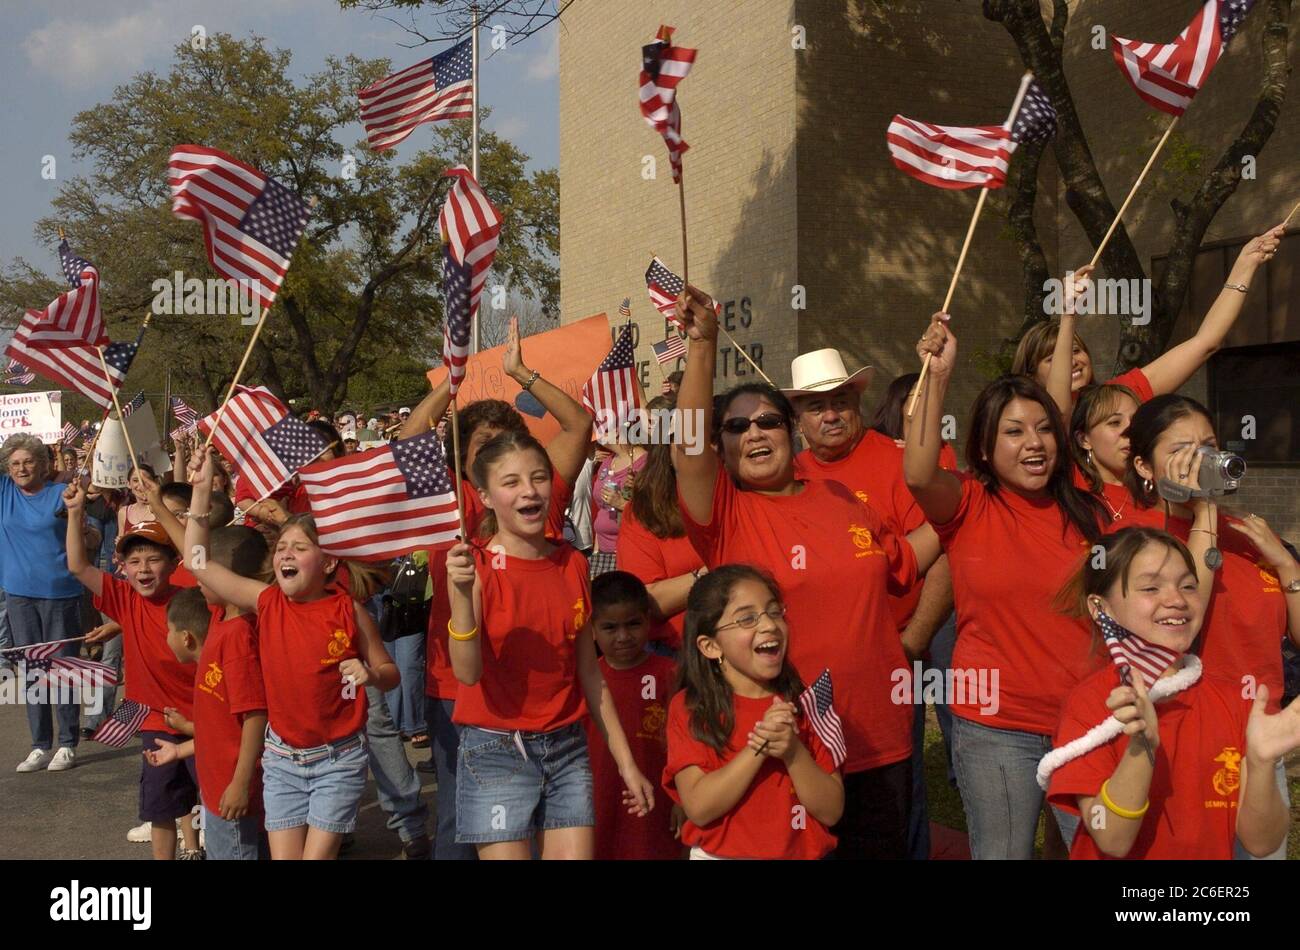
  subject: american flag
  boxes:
[20,240,109,350]
[170,396,198,429]
[61,422,80,443]
[197,386,331,500]
[90,699,150,748]
[887,76,1057,190]
[652,335,686,365]
[121,391,146,417]
[1096,610,1180,690]
[1112,0,1255,116]
[4,315,137,409]
[639,25,697,183]
[25,655,119,692]
[168,145,313,311]
[582,325,643,440]
[298,429,461,560]
[1,640,67,662]
[439,165,501,396]
[358,39,474,151]
[798,669,846,769]
[646,257,685,323]
[4,358,35,385]
[660,380,673,395]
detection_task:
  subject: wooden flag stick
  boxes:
[679,175,689,285]
[448,397,469,541]
[97,347,141,476]
[203,305,271,450]
[1088,117,1180,270]
[79,312,152,478]
[1282,197,1300,232]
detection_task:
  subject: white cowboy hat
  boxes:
[782,348,873,398]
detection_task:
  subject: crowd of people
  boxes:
[1,226,1298,861]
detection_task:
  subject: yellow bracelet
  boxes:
[1099,779,1149,820]
[447,620,478,641]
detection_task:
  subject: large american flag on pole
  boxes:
[20,240,109,350]
[90,699,150,748]
[4,315,137,409]
[1112,0,1256,116]
[358,39,474,151]
[582,325,643,440]
[298,429,461,560]
[886,76,1056,189]
[639,25,697,184]
[196,386,331,500]
[168,145,313,311]
[1096,610,1181,690]
[798,669,846,769]
[439,165,501,396]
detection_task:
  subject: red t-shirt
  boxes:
[680,467,917,773]
[192,607,266,814]
[615,506,703,650]
[1126,507,1288,713]
[1072,468,1142,525]
[1048,664,1250,859]
[425,467,572,702]
[663,690,838,859]
[93,575,194,733]
[585,654,681,860]
[172,563,199,589]
[452,544,591,733]
[1105,367,1154,403]
[255,585,367,747]
[795,430,958,630]
[933,474,1095,734]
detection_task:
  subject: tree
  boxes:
[982,0,1294,372]
[338,0,574,47]
[0,33,558,419]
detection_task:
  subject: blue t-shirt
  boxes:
[0,476,81,599]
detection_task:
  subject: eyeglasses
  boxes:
[719,413,787,436]
[715,604,787,632]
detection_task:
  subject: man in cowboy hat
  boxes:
[785,348,955,862]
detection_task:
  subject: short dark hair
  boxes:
[307,419,340,447]
[159,482,193,507]
[208,491,235,528]
[166,587,211,641]
[208,526,269,579]
[666,370,684,385]
[449,399,529,468]
[120,538,177,561]
[592,571,653,617]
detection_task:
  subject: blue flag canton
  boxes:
[58,239,94,288]
[264,415,331,470]
[1011,81,1057,144]
[442,246,473,346]
[809,670,835,716]
[1220,0,1255,43]
[646,260,683,296]
[103,342,139,376]
[601,326,636,372]
[240,176,311,259]
[391,431,453,499]
[641,38,669,79]
[433,38,473,89]
[1095,610,1131,645]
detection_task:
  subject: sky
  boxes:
[0,0,560,272]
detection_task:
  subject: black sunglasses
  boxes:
[719,412,787,435]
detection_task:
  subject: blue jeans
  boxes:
[261,727,369,834]
[383,635,427,737]
[82,634,121,729]
[907,701,930,860]
[426,696,476,860]
[365,686,429,845]
[951,714,1054,860]
[1234,757,1290,860]
[926,615,958,787]
[202,807,268,860]
[7,594,82,751]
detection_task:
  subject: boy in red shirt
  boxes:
[65,484,201,860]
[585,571,683,860]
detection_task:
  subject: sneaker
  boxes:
[16,749,53,773]
[47,747,75,771]
[177,848,206,861]
[127,822,152,843]
[403,835,432,860]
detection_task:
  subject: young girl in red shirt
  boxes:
[663,565,844,860]
[445,430,654,859]
[183,447,398,860]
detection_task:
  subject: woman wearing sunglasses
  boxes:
[671,285,940,859]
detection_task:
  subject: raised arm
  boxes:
[1044,265,1093,417]
[184,447,268,613]
[502,316,593,486]
[1141,225,1284,396]
[670,286,721,525]
[445,541,484,685]
[903,313,962,524]
[140,470,186,552]
[63,481,103,597]
[399,375,452,440]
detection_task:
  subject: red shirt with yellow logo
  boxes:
[680,467,917,773]
[663,690,838,859]
[933,474,1095,734]
[193,607,266,814]
[585,654,681,860]
[615,507,703,650]
[1049,665,1250,860]
[452,543,590,733]
[255,586,365,748]
[1125,509,1288,713]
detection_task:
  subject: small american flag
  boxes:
[651,335,686,365]
[582,325,643,440]
[4,318,137,410]
[20,240,109,350]
[439,165,501,396]
[640,25,696,184]
[90,699,150,748]
[1,640,67,662]
[646,257,685,323]
[1112,0,1255,116]
[121,391,146,417]
[358,39,474,151]
[170,396,198,429]
[887,76,1056,190]
[27,656,119,692]
[4,359,36,385]
[298,429,461,560]
[1096,610,1180,690]
[61,422,80,443]
[197,386,331,500]
[168,145,313,311]
[799,669,846,769]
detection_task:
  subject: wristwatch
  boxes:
[1224,282,1249,293]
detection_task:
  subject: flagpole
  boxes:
[162,368,172,448]
[97,347,141,475]
[908,72,1034,419]
[1282,197,1300,231]
[203,305,271,450]
[448,397,469,541]
[678,173,689,287]
[78,312,151,479]
[470,2,481,356]
[1088,117,1179,270]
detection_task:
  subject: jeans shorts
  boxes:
[139,731,199,823]
[261,726,369,835]
[455,721,594,844]
[202,807,268,860]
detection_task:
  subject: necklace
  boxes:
[1100,494,1127,522]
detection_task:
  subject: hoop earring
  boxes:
[1142,478,1154,494]
[1086,450,1094,468]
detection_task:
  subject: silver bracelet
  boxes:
[1224,282,1249,293]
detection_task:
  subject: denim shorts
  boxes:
[202,807,268,860]
[261,726,369,835]
[455,721,594,844]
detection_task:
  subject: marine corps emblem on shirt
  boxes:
[854,490,870,506]
[638,702,667,743]
[847,524,881,558]
[1212,746,1243,797]
[203,662,223,689]
[322,629,351,665]
[1258,561,1280,591]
